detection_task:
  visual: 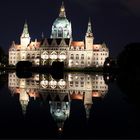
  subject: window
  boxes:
[36,54,40,58]
[81,54,84,59]
[27,54,30,59]
[70,54,74,59]
[76,61,79,65]
[58,27,63,37]
[75,81,79,87]
[32,54,35,59]
[81,77,84,80]
[81,81,84,85]
[70,81,73,86]
[76,54,79,59]
[75,81,79,84]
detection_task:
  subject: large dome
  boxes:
[53,17,70,28]
[50,2,72,39]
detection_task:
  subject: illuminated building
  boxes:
[9,2,109,68]
[8,72,108,123]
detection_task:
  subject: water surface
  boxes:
[0,71,140,139]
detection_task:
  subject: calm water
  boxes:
[0,71,140,139]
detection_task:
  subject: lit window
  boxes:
[81,54,84,59]
[76,54,79,59]
[70,54,74,59]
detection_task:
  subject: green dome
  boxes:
[50,2,72,38]
[53,17,70,28]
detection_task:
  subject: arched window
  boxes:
[32,54,35,59]
[58,79,66,89]
[58,27,63,38]
[49,79,57,89]
[41,51,49,60]
[59,52,66,60]
[50,51,57,60]
[70,54,74,59]
[27,54,30,59]
[40,80,48,88]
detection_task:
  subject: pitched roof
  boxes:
[28,41,41,49]
[71,41,84,48]
[42,38,70,46]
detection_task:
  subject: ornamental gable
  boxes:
[59,39,67,47]
[51,39,57,46]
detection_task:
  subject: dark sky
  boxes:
[0,0,140,57]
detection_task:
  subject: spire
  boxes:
[41,32,44,39]
[86,17,93,37]
[21,21,30,37]
[20,20,31,47]
[59,1,66,17]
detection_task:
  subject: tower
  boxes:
[51,2,72,39]
[84,92,93,119]
[20,21,31,48]
[19,90,29,115]
[85,18,94,50]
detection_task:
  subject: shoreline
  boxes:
[0,66,104,72]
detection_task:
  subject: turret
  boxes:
[85,18,94,50]
[20,21,31,48]
[84,92,93,119]
[19,90,29,115]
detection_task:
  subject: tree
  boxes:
[0,46,8,65]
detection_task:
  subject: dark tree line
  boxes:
[0,46,8,65]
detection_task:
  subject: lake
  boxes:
[0,71,140,139]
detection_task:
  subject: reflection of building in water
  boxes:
[8,72,108,128]
[48,93,70,132]
[68,73,108,119]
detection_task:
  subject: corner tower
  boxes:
[85,18,94,50]
[51,2,72,39]
[20,21,31,48]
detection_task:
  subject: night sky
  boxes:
[0,0,140,57]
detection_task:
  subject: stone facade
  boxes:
[9,2,109,68]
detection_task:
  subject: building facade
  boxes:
[9,2,109,68]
